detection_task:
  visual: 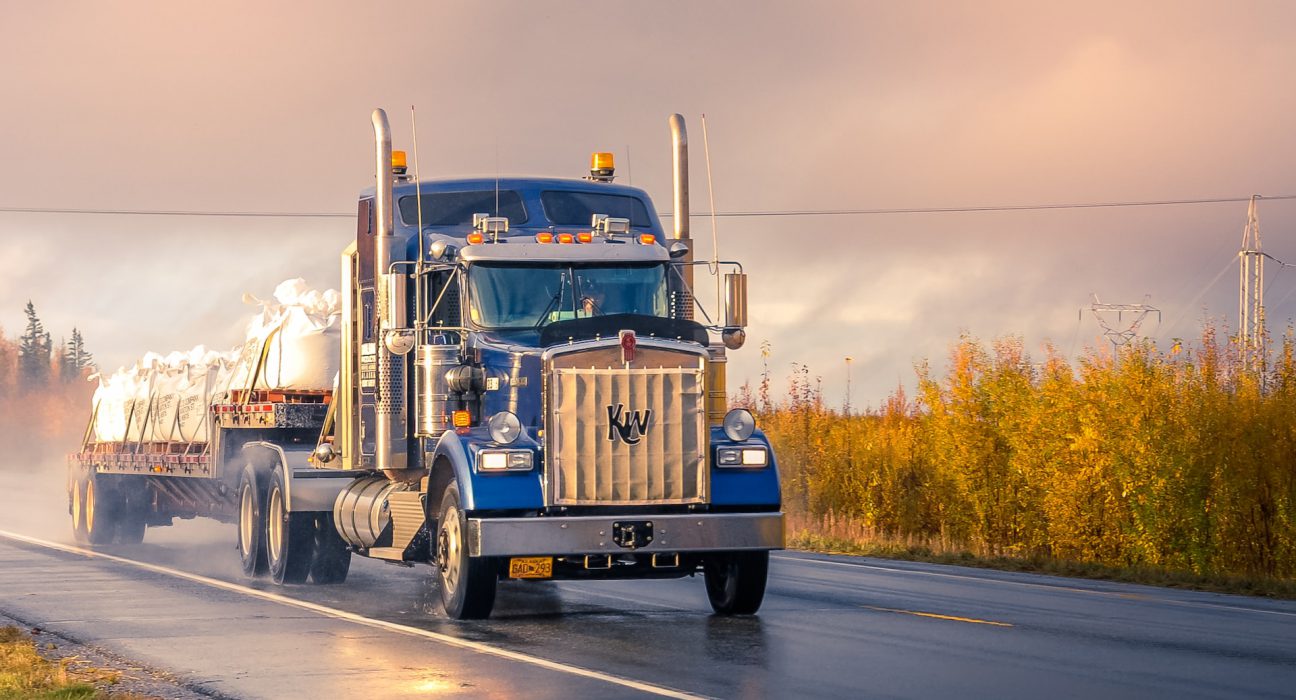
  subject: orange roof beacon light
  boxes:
[535,232,555,244]
[391,150,408,176]
[589,152,615,182]
[557,233,575,244]
[576,232,594,243]
[638,233,656,245]
[466,232,485,245]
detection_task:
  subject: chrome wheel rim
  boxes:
[267,486,284,564]
[239,483,254,556]
[85,479,96,536]
[438,503,462,596]
[71,479,83,531]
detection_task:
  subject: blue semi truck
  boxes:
[71,109,783,619]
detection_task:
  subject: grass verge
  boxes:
[787,512,1296,600]
[0,626,149,700]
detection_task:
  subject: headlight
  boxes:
[722,408,756,442]
[716,446,768,468]
[488,411,523,444]
[477,449,533,472]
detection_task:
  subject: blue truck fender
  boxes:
[429,431,477,510]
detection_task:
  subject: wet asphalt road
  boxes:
[1,475,1295,698]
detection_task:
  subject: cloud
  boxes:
[2,1,1296,408]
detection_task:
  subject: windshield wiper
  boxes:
[533,271,569,329]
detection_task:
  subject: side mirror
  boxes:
[668,241,690,259]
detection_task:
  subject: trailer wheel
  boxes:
[83,472,118,546]
[266,466,314,585]
[71,473,89,544]
[115,478,147,545]
[309,513,351,585]
[703,551,769,615]
[435,480,496,620]
[237,466,268,577]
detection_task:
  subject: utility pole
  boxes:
[1239,195,1264,372]
[1084,295,1161,352]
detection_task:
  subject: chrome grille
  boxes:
[548,361,707,506]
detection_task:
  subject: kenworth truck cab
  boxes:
[71,109,783,620]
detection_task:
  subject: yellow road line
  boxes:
[0,529,707,700]
[862,604,1013,627]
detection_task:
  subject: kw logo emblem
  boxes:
[606,404,651,445]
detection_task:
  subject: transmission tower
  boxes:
[1238,195,1264,370]
[1084,294,1161,351]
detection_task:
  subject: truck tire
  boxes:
[266,466,314,585]
[703,551,769,615]
[83,472,119,546]
[71,473,89,544]
[435,480,496,620]
[237,466,268,577]
[115,477,147,545]
[309,513,351,585]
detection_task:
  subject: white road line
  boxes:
[0,529,707,700]
[774,553,1296,619]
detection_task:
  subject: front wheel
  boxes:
[703,551,770,615]
[436,481,496,619]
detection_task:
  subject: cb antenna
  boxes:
[701,113,721,308]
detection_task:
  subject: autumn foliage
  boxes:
[0,329,95,468]
[755,328,1296,581]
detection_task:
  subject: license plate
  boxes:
[508,556,553,579]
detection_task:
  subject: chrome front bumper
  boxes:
[466,512,784,557]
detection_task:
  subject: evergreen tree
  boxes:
[60,328,93,382]
[18,301,52,391]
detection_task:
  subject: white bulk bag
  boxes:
[125,359,158,443]
[259,305,339,390]
[237,278,340,392]
[92,372,128,442]
[149,365,184,442]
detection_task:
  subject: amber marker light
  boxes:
[536,232,554,243]
[638,234,656,245]
[577,232,593,243]
[557,233,575,244]
[466,232,485,245]
[391,150,408,175]
[452,410,472,428]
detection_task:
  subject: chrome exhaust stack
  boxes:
[669,114,694,316]
[370,109,404,474]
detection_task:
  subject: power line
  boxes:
[2,194,1295,220]
[0,206,352,219]
[666,194,1296,218]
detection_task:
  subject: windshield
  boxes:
[467,263,669,328]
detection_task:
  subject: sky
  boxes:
[2,1,1296,409]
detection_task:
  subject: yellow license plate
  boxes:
[509,556,553,579]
